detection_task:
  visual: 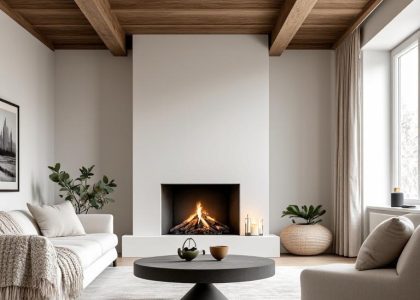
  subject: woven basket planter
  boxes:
[280,224,332,256]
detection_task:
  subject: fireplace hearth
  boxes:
[161,184,240,235]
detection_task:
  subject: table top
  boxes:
[134,255,275,284]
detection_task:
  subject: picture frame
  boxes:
[0,98,19,191]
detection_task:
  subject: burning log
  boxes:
[169,202,230,235]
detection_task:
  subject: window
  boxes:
[392,32,420,201]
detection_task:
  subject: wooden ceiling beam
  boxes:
[74,0,126,56]
[0,0,54,50]
[333,0,383,48]
[269,0,318,56]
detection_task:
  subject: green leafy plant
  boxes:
[48,163,117,214]
[281,205,326,225]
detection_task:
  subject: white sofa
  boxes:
[301,214,420,300]
[7,210,118,288]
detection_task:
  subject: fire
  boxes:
[196,202,203,224]
[195,202,210,228]
[169,201,230,234]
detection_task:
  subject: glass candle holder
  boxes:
[245,214,251,236]
[258,218,264,236]
[250,221,259,236]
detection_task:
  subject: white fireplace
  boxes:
[122,34,279,257]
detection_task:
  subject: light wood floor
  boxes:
[117,254,355,267]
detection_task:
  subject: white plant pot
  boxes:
[280,224,332,256]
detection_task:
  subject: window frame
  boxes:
[391,31,420,203]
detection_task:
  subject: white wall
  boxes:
[132,35,270,236]
[362,51,391,207]
[0,11,55,210]
[269,51,335,239]
[54,51,133,251]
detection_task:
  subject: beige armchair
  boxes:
[300,214,420,300]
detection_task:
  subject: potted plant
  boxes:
[48,163,117,214]
[280,205,332,255]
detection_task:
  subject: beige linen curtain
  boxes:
[334,28,363,257]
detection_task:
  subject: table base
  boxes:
[181,283,228,300]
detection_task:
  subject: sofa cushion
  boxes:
[404,214,420,228]
[49,233,117,268]
[356,216,414,271]
[27,202,86,237]
[8,210,40,235]
[397,226,420,276]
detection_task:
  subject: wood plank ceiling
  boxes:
[0,0,380,56]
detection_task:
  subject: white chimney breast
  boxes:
[131,35,270,237]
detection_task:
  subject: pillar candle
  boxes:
[251,223,258,236]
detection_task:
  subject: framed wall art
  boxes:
[0,98,19,191]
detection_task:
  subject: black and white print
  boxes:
[0,99,19,191]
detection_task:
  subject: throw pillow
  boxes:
[355,216,414,271]
[27,202,86,238]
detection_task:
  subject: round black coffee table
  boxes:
[134,255,275,300]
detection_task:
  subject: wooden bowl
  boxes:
[210,246,229,261]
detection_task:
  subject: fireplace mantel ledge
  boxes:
[122,234,280,257]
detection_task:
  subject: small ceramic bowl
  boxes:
[210,246,229,261]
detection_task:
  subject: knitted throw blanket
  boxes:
[0,212,83,299]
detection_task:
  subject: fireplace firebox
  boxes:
[161,184,240,235]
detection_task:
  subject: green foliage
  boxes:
[281,204,326,225]
[48,163,117,214]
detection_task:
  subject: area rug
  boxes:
[81,266,302,300]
